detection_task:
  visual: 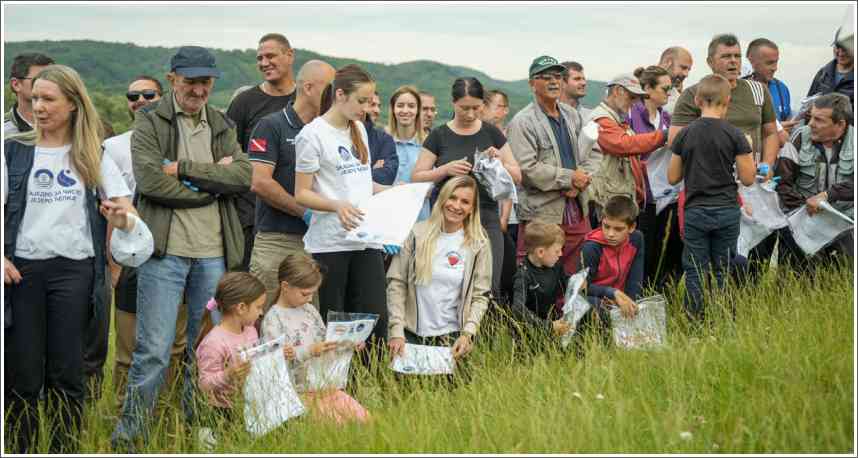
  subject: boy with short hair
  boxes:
[510,221,573,339]
[577,195,646,335]
[668,74,756,321]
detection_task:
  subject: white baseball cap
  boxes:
[110,213,154,268]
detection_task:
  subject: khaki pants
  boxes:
[113,307,188,412]
[249,231,310,312]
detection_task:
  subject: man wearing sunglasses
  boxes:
[508,55,596,283]
[808,31,854,115]
[4,53,54,136]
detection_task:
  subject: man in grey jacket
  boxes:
[507,55,596,277]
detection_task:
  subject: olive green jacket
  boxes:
[131,93,252,270]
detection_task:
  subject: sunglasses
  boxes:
[126,90,159,102]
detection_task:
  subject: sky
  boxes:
[2,1,855,105]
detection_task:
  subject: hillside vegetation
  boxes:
[4,40,607,134]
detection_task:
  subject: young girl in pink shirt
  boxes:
[261,252,370,425]
[196,272,266,420]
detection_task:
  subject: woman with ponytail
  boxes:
[294,64,390,344]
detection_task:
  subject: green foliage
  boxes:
[5,40,607,135]
[5,261,852,453]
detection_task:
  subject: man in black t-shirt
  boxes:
[227,33,298,271]
[246,60,335,309]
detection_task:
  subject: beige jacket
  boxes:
[386,221,492,339]
[506,100,594,224]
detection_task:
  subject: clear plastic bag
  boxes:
[608,295,667,350]
[645,147,682,215]
[788,202,854,256]
[305,312,380,391]
[242,335,305,436]
[560,268,592,348]
[473,148,518,203]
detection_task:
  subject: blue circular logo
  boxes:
[33,169,54,189]
[57,169,77,187]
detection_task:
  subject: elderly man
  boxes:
[658,46,693,114]
[101,75,188,411]
[247,60,336,308]
[112,46,251,450]
[776,93,853,263]
[4,53,54,136]
[808,33,855,110]
[227,33,297,271]
[587,74,666,213]
[507,55,593,277]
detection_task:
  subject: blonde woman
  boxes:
[387,176,492,361]
[3,65,135,453]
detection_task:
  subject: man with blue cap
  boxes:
[112,46,251,451]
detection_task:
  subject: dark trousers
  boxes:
[313,249,388,342]
[480,206,504,296]
[682,206,740,321]
[5,257,93,454]
[240,225,255,272]
[637,202,683,288]
[498,231,518,305]
[82,273,111,401]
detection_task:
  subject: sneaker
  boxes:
[197,427,217,452]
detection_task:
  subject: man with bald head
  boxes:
[659,46,694,114]
[247,60,336,307]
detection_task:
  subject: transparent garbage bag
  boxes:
[473,148,518,203]
[390,343,455,375]
[608,295,668,350]
[560,268,592,348]
[645,147,682,215]
[788,202,854,256]
[306,312,379,391]
[241,335,305,437]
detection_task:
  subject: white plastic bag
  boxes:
[608,295,667,350]
[788,202,854,256]
[737,209,772,257]
[242,335,305,437]
[473,148,518,203]
[390,344,455,375]
[306,312,379,391]
[645,147,681,214]
[739,183,788,231]
[560,268,592,348]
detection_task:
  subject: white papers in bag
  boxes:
[560,268,592,348]
[788,202,854,256]
[345,182,433,246]
[306,349,352,391]
[645,147,681,214]
[473,149,518,203]
[739,183,789,231]
[737,210,772,257]
[243,337,305,437]
[608,295,668,350]
[390,344,455,375]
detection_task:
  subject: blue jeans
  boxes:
[112,255,225,446]
[682,206,740,321]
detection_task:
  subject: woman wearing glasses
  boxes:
[411,77,521,295]
[627,65,682,287]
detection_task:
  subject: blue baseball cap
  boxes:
[170,46,222,79]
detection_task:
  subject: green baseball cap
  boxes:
[529,55,566,78]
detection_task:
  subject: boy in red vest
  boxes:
[576,195,645,341]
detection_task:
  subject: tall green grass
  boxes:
[6,261,854,453]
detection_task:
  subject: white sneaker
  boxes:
[197,427,217,452]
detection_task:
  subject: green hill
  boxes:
[4,40,605,134]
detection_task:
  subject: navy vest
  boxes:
[3,140,108,329]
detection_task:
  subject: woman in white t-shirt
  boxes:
[294,64,390,344]
[3,65,136,454]
[386,176,492,364]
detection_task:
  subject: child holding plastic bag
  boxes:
[260,252,369,425]
[195,272,266,442]
[574,196,645,344]
[509,221,572,349]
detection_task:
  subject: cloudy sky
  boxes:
[3,2,854,102]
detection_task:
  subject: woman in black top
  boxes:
[411,77,521,295]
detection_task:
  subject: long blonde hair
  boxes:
[415,176,486,285]
[387,85,425,144]
[13,64,104,188]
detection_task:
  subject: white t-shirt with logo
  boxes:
[416,229,468,337]
[13,145,131,260]
[295,117,380,253]
[102,130,135,194]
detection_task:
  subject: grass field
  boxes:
[8,260,855,454]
